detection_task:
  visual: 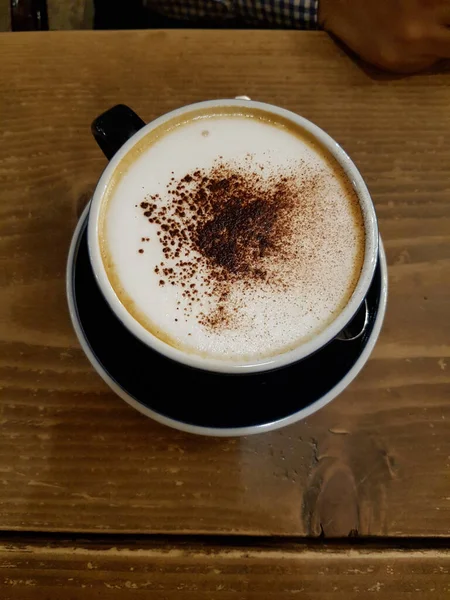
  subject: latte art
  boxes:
[100,109,365,363]
[138,159,330,332]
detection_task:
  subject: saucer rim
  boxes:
[67,205,388,437]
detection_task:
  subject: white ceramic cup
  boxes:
[88,99,379,374]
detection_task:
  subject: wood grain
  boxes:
[0,31,449,537]
[1,540,450,599]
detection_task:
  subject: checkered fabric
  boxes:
[146,0,319,29]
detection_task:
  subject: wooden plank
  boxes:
[0,30,449,537]
[1,540,449,598]
[0,0,10,30]
[47,0,93,30]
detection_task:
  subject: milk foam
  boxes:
[102,112,365,362]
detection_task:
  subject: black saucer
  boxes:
[70,214,385,433]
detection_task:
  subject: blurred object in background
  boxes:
[0,0,10,30]
[10,0,48,30]
[94,0,244,29]
[94,0,147,29]
[7,0,213,31]
[47,0,93,29]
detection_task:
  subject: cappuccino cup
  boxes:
[88,99,378,374]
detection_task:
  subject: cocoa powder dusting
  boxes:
[138,159,321,330]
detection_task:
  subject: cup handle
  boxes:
[91,104,146,160]
[336,299,369,342]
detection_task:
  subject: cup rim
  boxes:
[88,99,379,374]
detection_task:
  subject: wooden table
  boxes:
[0,30,449,598]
